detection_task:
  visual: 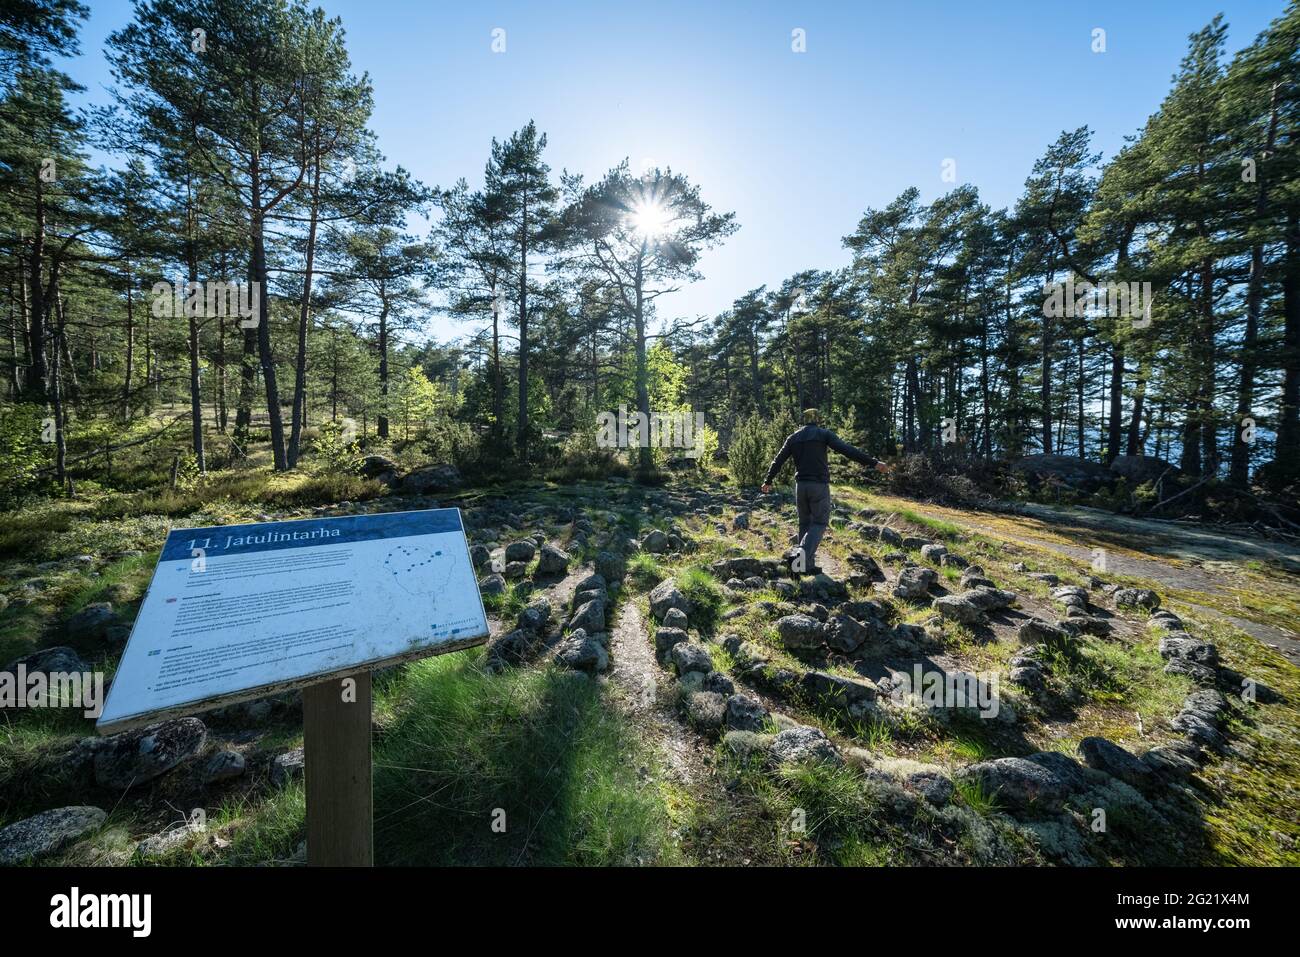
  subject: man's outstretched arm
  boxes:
[762,436,794,487]
[827,432,888,471]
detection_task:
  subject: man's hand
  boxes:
[760,484,772,494]
[874,461,891,474]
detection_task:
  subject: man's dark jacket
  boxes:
[763,424,878,485]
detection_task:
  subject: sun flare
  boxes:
[631,199,670,239]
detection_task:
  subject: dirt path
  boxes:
[607,601,708,785]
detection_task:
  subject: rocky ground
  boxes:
[1,474,1297,866]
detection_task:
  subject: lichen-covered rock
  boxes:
[955,756,1069,811]
[203,749,246,784]
[1158,635,1218,666]
[1016,618,1074,648]
[724,694,768,731]
[94,718,207,790]
[534,543,570,576]
[669,642,714,677]
[872,757,954,807]
[891,565,937,600]
[1114,587,1160,610]
[654,627,689,655]
[568,597,607,634]
[552,630,609,673]
[770,726,842,766]
[0,806,106,865]
[722,730,774,762]
[662,607,689,631]
[825,613,870,652]
[271,747,304,787]
[684,691,727,732]
[504,540,537,564]
[933,593,985,626]
[775,614,828,650]
[1078,737,1154,789]
[649,578,689,621]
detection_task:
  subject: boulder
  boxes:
[649,578,690,621]
[469,544,491,570]
[775,614,828,650]
[271,747,305,786]
[400,463,461,493]
[800,671,877,718]
[702,671,735,695]
[358,453,399,480]
[1016,618,1074,648]
[0,806,106,865]
[654,627,689,655]
[568,598,606,634]
[825,613,870,653]
[66,603,116,642]
[933,593,986,626]
[724,694,768,731]
[669,642,714,677]
[1170,712,1227,749]
[516,599,552,634]
[956,756,1069,810]
[594,550,626,582]
[1011,453,1113,492]
[770,726,842,766]
[641,530,669,553]
[485,628,543,669]
[684,691,727,732]
[964,586,1016,611]
[478,573,507,597]
[1078,737,1153,789]
[1109,454,1181,486]
[504,540,537,564]
[534,543,570,576]
[920,543,948,563]
[551,630,608,673]
[731,512,751,531]
[891,565,937,600]
[203,749,246,784]
[662,607,689,631]
[503,561,529,580]
[93,718,207,790]
[710,557,769,580]
[1164,657,1218,684]
[3,645,89,680]
[1114,587,1160,610]
[1158,636,1218,666]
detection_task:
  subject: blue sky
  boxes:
[59,0,1282,342]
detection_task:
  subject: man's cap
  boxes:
[802,408,819,424]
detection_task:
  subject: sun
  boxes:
[631,198,671,239]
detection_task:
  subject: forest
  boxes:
[1,0,1297,517]
[0,0,1299,877]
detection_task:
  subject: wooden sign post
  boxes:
[96,509,491,869]
[303,672,373,866]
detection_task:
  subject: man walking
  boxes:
[760,409,890,575]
